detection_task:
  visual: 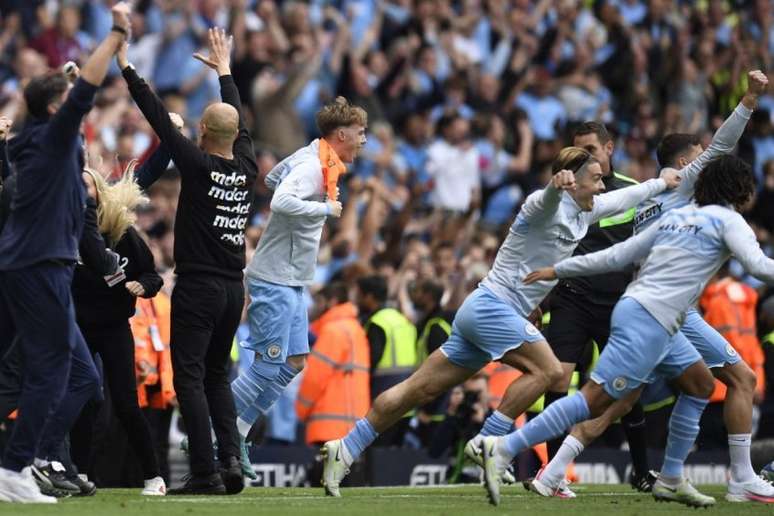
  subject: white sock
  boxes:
[33,458,49,469]
[237,417,253,439]
[339,440,354,466]
[658,474,681,488]
[728,433,756,483]
[541,435,584,487]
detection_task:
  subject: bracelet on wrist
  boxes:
[111,25,128,36]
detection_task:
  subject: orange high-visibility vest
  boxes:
[296,302,370,444]
[131,293,175,409]
[701,278,765,402]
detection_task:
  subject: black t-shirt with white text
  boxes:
[123,68,257,279]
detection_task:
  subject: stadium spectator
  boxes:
[296,282,370,446]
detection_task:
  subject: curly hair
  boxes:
[694,155,755,210]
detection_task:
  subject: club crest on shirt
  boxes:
[524,323,540,337]
[612,377,628,391]
[726,344,737,357]
[267,344,282,359]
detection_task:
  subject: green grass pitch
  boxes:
[1,485,772,515]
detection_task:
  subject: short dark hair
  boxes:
[415,279,444,304]
[573,121,611,144]
[357,275,388,304]
[320,282,349,304]
[433,241,454,254]
[656,133,701,168]
[24,72,69,119]
[694,155,755,210]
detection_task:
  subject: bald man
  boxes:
[117,29,257,495]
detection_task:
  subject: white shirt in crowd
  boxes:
[426,139,480,212]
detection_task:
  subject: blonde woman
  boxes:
[70,163,166,496]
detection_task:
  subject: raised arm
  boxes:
[45,3,131,149]
[679,71,767,188]
[519,170,575,222]
[724,214,774,285]
[193,28,256,167]
[134,144,172,191]
[590,176,671,223]
[133,114,182,190]
[117,45,204,175]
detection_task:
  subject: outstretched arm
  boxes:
[524,223,659,284]
[45,3,131,150]
[679,71,767,188]
[590,175,674,224]
[724,214,774,285]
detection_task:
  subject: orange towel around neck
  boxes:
[318,138,347,201]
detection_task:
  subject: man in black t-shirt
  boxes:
[118,28,257,496]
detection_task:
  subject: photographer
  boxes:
[427,373,490,484]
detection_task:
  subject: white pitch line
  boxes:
[120,492,648,503]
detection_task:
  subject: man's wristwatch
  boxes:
[111,25,128,36]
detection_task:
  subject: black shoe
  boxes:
[31,463,80,498]
[167,473,226,495]
[219,456,244,495]
[66,474,97,497]
[630,470,658,492]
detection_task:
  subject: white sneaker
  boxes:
[321,440,350,497]
[528,467,576,499]
[557,478,577,498]
[653,477,715,508]
[480,436,510,506]
[142,476,167,496]
[726,476,774,503]
[0,467,56,504]
[464,436,516,484]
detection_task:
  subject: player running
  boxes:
[526,70,772,504]
[229,97,366,475]
[485,155,774,508]
[320,146,680,496]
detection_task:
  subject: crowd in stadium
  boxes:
[0,0,774,506]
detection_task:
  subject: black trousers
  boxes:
[70,323,160,480]
[171,274,243,476]
[544,286,614,365]
[0,265,84,471]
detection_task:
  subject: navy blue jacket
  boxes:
[0,78,98,270]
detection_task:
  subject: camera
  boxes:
[455,390,481,421]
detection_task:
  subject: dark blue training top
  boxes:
[0,78,98,271]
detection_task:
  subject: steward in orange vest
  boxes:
[297,284,370,445]
[701,277,766,403]
[132,293,175,409]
